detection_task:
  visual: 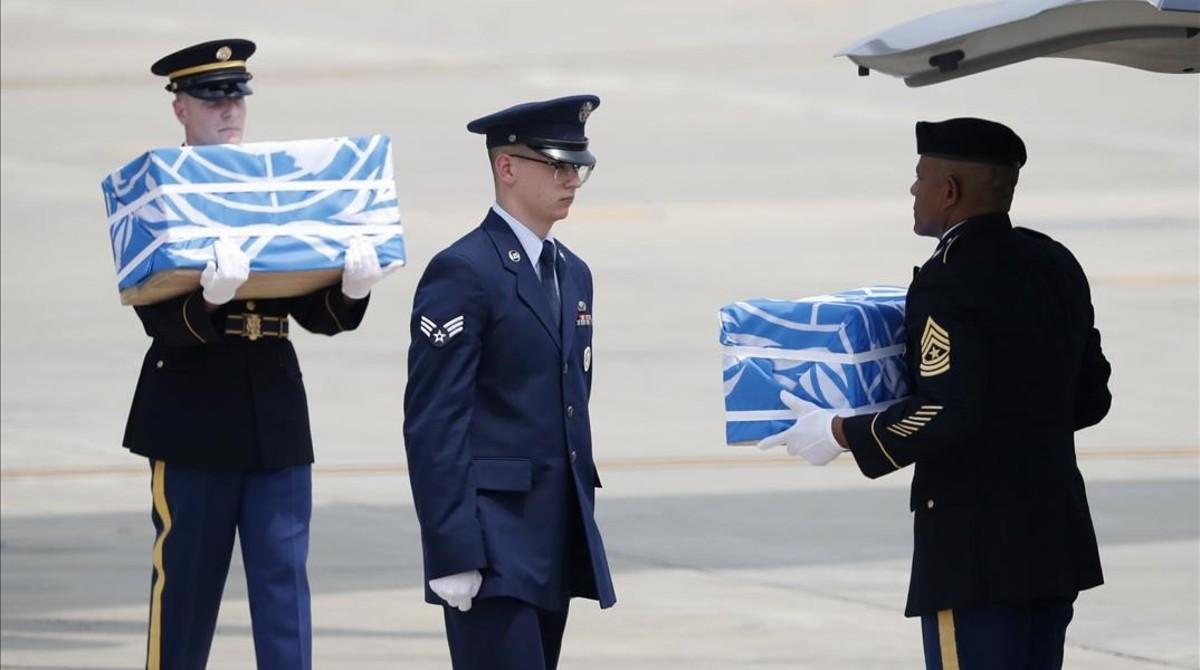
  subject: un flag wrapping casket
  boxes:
[720,286,911,444]
[102,134,405,306]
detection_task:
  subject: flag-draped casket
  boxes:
[102,135,405,305]
[720,286,910,444]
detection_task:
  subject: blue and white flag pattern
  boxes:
[720,286,911,444]
[102,135,405,293]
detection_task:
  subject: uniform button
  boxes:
[246,300,256,311]
[926,499,935,509]
[566,405,575,417]
[563,362,569,375]
[570,450,577,464]
[155,360,164,369]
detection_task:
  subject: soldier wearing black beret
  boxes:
[759,118,1112,669]
[127,39,386,669]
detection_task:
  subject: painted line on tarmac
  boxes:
[1,447,1195,480]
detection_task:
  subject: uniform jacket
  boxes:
[123,285,368,470]
[842,213,1112,617]
[403,210,616,612]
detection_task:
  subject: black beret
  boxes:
[152,39,256,100]
[916,117,1026,168]
[467,95,600,166]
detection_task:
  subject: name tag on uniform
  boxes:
[576,300,592,327]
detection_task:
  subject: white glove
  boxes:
[200,239,250,305]
[341,236,385,300]
[429,570,483,612]
[757,390,846,466]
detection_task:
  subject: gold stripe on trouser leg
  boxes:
[148,460,173,670]
[938,609,960,670]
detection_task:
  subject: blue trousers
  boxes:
[145,460,312,670]
[443,597,570,670]
[921,596,1076,670]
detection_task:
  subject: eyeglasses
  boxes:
[507,154,594,185]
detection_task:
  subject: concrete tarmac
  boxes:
[2,1,1197,668]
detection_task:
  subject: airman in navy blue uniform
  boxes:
[126,39,385,670]
[759,118,1112,669]
[403,95,616,670]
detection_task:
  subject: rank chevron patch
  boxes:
[420,315,464,348]
[919,316,950,377]
[886,404,944,437]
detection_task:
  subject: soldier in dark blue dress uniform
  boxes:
[759,118,1112,669]
[125,39,386,670]
[402,95,616,670]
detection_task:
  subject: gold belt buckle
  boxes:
[244,313,263,341]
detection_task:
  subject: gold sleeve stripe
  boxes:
[167,60,247,79]
[915,410,940,417]
[938,609,961,669]
[324,288,346,332]
[922,405,944,411]
[898,418,927,429]
[182,293,207,344]
[870,414,901,469]
[887,425,914,437]
[148,460,174,670]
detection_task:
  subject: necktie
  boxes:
[539,240,561,328]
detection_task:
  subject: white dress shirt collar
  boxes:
[492,203,556,279]
[941,219,969,241]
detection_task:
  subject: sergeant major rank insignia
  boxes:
[420,315,464,348]
[919,316,950,377]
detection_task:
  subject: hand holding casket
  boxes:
[341,235,391,300]
[199,238,250,305]
[757,390,846,465]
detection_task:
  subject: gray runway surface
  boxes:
[2,1,1198,667]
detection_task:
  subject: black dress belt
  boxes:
[225,313,289,341]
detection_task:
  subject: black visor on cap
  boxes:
[528,140,596,167]
[184,80,254,100]
[469,94,600,165]
[174,69,254,98]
